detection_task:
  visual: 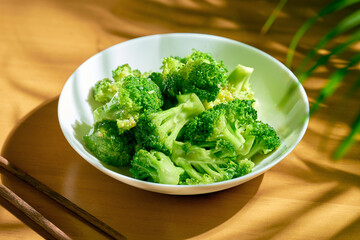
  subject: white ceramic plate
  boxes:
[58,33,309,195]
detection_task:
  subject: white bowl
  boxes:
[58,33,309,195]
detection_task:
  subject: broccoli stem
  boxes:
[213,121,246,155]
[155,94,204,149]
[198,163,223,181]
[173,157,206,183]
[161,93,205,150]
[130,150,184,184]
[152,151,184,184]
[227,64,254,93]
[152,108,186,150]
[137,93,205,154]
[237,135,255,156]
[242,141,263,160]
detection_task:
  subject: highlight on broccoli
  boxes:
[83,120,136,167]
[204,64,255,109]
[130,149,184,185]
[84,49,282,186]
[112,63,141,82]
[93,64,145,104]
[93,75,163,133]
[181,50,228,102]
[156,49,228,107]
[238,120,281,159]
[93,78,120,104]
[134,93,205,155]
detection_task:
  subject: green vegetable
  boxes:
[93,64,145,104]
[83,120,136,167]
[134,93,205,155]
[93,75,163,133]
[84,49,281,185]
[239,120,281,159]
[93,78,120,104]
[130,149,184,184]
[204,64,255,109]
[172,140,253,185]
[181,99,257,155]
[112,63,141,82]
[156,49,228,107]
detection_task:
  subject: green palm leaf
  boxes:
[296,9,360,74]
[298,29,360,83]
[286,0,360,68]
[261,0,288,34]
[333,112,360,159]
[310,53,360,115]
[264,0,360,159]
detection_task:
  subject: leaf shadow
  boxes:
[1,97,264,240]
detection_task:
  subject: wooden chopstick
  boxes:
[0,183,71,240]
[0,156,126,240]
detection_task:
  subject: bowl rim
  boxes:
[58,33,309,194]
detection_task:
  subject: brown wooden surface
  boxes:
[0,183,71,240]
[1,0,359,239]
[0,155,125,240]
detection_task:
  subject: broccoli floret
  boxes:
[235,159,255,178]
[219,99,257,126]
[182,50,228,102]
[182,50,225,67]
[158,50,228,105]
[158,57,185,108]
[172,140,250,185]
[147,72,163,89]
[147,71,179,110]
[130,149,184,184]
[83,120,136,167]
[204,64,254,109]
[112,64,141,82]
[239,120,281,159]
[181,99,257,155]
[93,75,163,133]
[134,93,205,155]
[93,64,148,104]
[93,78,121,104]
[161,57,185,77]
[182,58,228,102]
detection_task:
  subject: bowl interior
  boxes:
[58,33,309,195]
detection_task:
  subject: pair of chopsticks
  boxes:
[0,156,126,240]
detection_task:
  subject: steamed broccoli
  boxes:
[158,58,184,109]
[93,78,121,104]
[238,120,281,159]
[181,50,228,102]
[84,50,282,186]
[156,50,228,106]
[220,99,257,126]
[182,99,280,159]
[181,99,257,155]
[83,120,136,167]
[134,93,205,155]
[204,64,254,109]
[171,140,252,185]
[93,75,163,133]
[112,63,141,82]
[93,64,145,104]
[236,159,255,178]
[130,149,184,184]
